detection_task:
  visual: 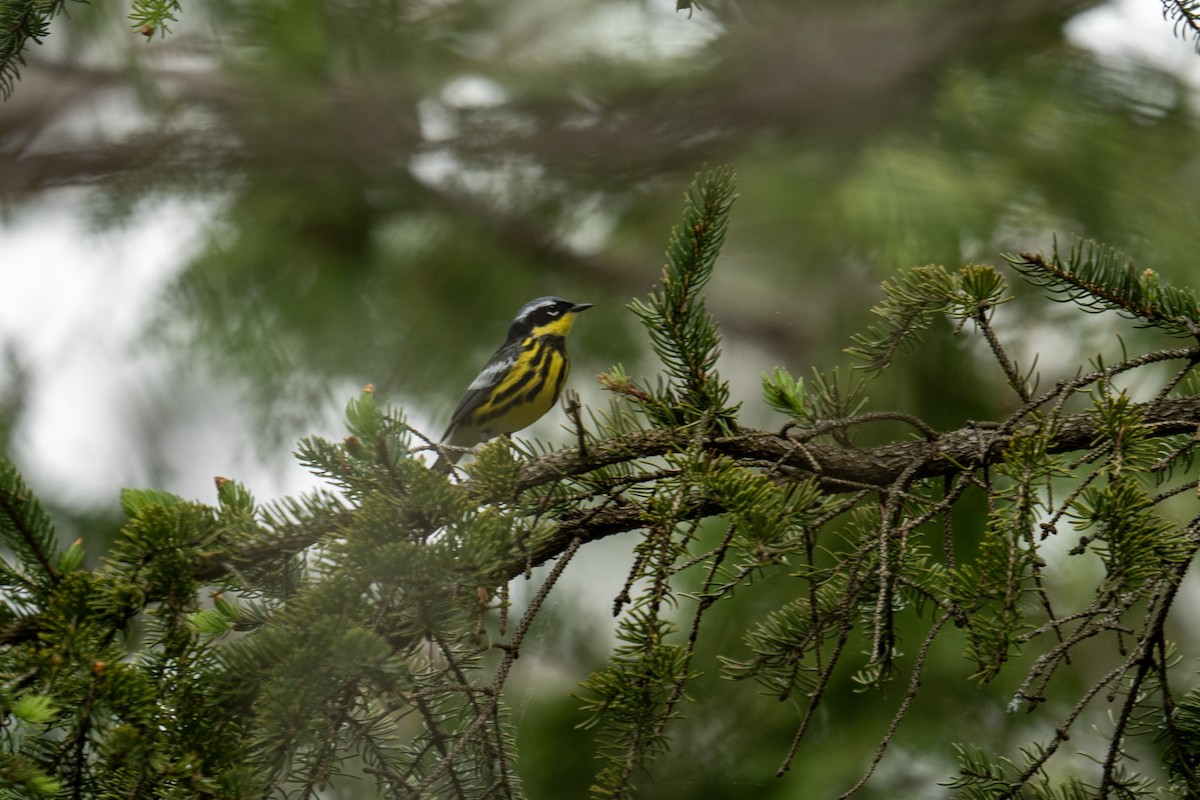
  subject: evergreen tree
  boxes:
[5,167,1200,798]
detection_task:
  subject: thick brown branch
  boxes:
[4,394,1199,647]
[515,394,1200,571]
[517,394,1200,495]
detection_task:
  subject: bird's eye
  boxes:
[547,309,561,317]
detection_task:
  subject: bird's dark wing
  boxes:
[441,338,522,442]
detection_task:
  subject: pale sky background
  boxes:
[1,0,1197,519]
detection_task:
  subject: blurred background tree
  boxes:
[2,0,1200,797]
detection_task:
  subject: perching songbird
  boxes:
[433,296,592,472]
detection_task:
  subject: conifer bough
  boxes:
[6,168,1200,799]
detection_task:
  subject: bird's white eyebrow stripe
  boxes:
[521,299,559,316]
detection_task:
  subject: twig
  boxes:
[837,613,951,799]
[973,306,1031,403]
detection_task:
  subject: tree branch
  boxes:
[517,394,1200,495]
[4,393,1199,649]
[516,393,1200,572]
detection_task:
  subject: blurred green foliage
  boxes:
[5,0,1196,440]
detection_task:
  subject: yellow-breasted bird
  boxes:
[433,297,592,472]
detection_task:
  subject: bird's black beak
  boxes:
[572,303,594,313]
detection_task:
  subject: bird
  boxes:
[433,296,592,472]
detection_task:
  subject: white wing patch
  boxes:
[468,358,511,391]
